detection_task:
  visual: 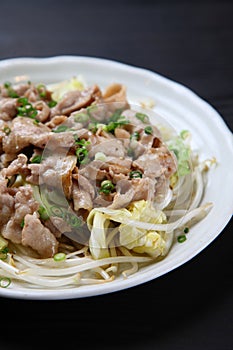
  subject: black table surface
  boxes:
[0,1,232,349]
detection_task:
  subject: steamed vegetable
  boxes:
[87,200,171,259]
[166,132,191,176]
[48,76,85,101]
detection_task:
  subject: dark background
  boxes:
[0,0,232,349]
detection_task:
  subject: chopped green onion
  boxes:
[0,247,9,260]
[86,105,98,117]
[129,170,142,179]
[74,112,89,123]
[74,136,90,164]
[101,109,128,133]
[8,90,19,98]
[73,135,90,146]
[177,235,187,243]
[0,277,11,288]
[20,218,25,228]
[4,82,19,98]
[37,84,47,98]
[4,82,11,89]
[48,100,57,108]
[53,252,66,262]
[130,131,140,141]
[144,126,153,135]
[3,126,11,135]
[135,112,149,123]
[95,152,106,161]
[180,130,190,140]
[88,122,98,133]
[0,236,8,250]
[30,155,42,164]
[38,206,49,220]
[184,227,189,234]
[52,125,71,133]
[76,147,89,164]
[17,97,39,122]
[100,180,115,195]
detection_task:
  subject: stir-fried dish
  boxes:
[0,77,214,289]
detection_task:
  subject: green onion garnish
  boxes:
[135,112,149,123]
[74,113,89,123]
[3,126,11,135]
[37,84,47,98]
[99,180,115,195]
[129,170,142,179]
[88,122,98,133]
[53,252,66,262]
[38,206,49,220]
[144,126,153,135]
[0,277,11,288]
[4,82,11,89]
[184,227,189,234]
[20,218,25,228]
[74,136,90,164]
[17,97,39,122]
[76,147,89,164]
[48,100,57,108]
[0,247,9,260]
[52,125,71,133]
[177,235,187,243]
[4,82,19,98]
[30,155,42,164]
[130,131,140,141]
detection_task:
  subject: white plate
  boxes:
[0,56,232,300]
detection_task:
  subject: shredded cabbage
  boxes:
[48,76,86,101]
[87,200,170,259]
[167,132,191,176]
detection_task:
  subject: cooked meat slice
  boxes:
[2,117,51,154]
[0,98,17,121]
[34,101,50,122]
[108,177,156,209]
[50,85,101,117]
[88,138,125,158]
[103,84,129,111]
[130,140,147,158]
[131,177,156,202]
[0,177,15,227]
[2,153,28,178]
[45,115,68,128]
[76,174,95,199]
[108,179,134,209]
[114,128,130,140]
[0,120,9,154]
[1,185,39,244]
[133,147,177,179]
[46,129,90,151]
[13,83,31,96]
[121,109,145,128]
[73,182,93,212]
[30,155,77,199]
[22,213,59,258]
[26,163,40,184]
[79,160,108,181]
